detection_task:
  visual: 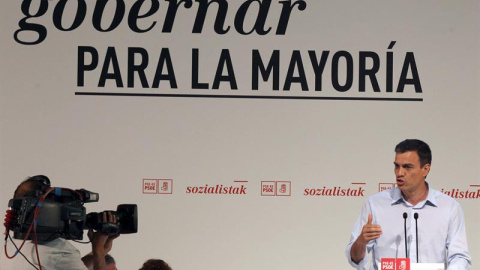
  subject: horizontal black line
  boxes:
[75,92,423,102]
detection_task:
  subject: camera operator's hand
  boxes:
[104,232,119,254]
[83,212,120,270]
[88,212,120,253]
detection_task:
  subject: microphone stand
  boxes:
[403,212,408,258]
[414,213,419,262]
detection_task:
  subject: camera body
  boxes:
[8,187,137,241]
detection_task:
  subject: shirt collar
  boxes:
[391,182,437,207]
[424,183,438,206]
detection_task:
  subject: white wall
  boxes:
[1,1,479,269]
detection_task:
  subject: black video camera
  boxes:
[7,178,137,242]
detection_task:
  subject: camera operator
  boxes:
[139,259,172,270]
[10,175,120,270]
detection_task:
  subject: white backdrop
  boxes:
[1,1,479,269]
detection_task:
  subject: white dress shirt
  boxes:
[346,185,471,270]
[12,237,88,270]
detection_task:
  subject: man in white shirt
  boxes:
[346,139,471,270]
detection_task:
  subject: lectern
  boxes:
[378,262,444,270]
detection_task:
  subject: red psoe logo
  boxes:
[396,258,410,270]
[261,181,291,196]
[158,179,173,194]
[276,181,291,196]
[143,179,173,194]
[380,258,410,270]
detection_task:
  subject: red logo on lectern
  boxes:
[380,258,410,270]
[381,258,395,270]
[396,258,410,270]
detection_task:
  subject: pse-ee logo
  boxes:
[379,183,396,192]
[261,181,291,196]
[143,179,173,194]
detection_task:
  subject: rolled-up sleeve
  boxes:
[346,201,373,270]
[446,203,471,270]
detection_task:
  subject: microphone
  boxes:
[403,212,408,258]
[414,213,419,262]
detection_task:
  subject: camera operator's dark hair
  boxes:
[139,259,172,270]
[13,175,50,198]
[395,139,432,167]
[105,254,116,266]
